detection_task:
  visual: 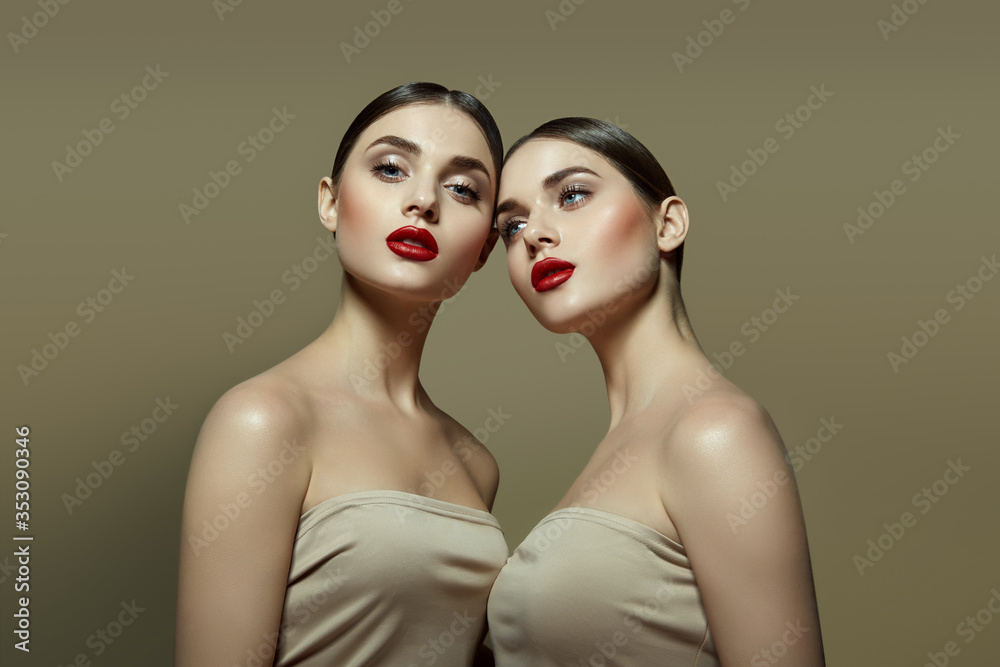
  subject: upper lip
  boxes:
[386,226,438,253]
[531,257,575,289]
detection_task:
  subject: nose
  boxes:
[403,175,439,224]
[522,212,559,255]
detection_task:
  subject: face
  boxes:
[496,139,664,334]
[319,104,498,303]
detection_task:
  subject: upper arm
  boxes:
[175,382,312,666]
[662,396,824,666]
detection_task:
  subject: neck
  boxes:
[586,269,705,429]
[318,273,439,409]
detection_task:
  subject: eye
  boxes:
[447,180,482,203]
[559,184,590,207]
[371,160,405,181]
[500,219,526,243]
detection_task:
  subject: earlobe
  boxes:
[655,196,689,254]
[318,177,339,235]
[473,227,500,272]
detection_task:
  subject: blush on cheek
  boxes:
[589,197,652,254]
[336,183,367,234]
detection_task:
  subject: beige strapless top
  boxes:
[273,490,507,666]
[487,507,720,666]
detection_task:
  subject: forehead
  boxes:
[356,104,492,163]
[500,139,614,193]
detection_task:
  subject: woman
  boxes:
[175,83,506,666]
[487,119,824,666]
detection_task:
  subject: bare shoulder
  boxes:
[655,392,823,666]
[190,373,313,486]
[660,387,786,480]
[177,375,315,664]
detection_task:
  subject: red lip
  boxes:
[386,226,439,262]
[531,257,576,292]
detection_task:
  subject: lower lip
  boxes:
[386,241,437,262]
[535,269,574,292]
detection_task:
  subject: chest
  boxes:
[301,404,484,511]
[553,429,679,541]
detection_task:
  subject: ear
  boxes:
[654,196,689,255]
[473,227,500,272]
[318,176,338,235]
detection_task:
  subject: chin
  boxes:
[522,301,595,336]
[350,264,470,303]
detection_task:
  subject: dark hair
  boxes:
[330,82,503,198]
[505,118,683,281]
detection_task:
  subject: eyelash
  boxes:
[499,183,591,242]
[449,180,482,202]
[371,160,404,180]
[370,160,481,203]
[558,183,590,206]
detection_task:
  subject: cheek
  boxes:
[337,179,380,235]
[505,246,529,289]
[582,199,655,267]
[445,208,492,256]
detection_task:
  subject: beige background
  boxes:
[2,0,998,664]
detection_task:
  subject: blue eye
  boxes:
[371,161,404,179]
[559,185,590,207]
[448,181,482,203]
[500,220,526,242]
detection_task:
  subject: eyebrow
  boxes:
[366,135,492,184]
[450,155,492,184]
[366,135,421,155]
[496,166,600,216]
